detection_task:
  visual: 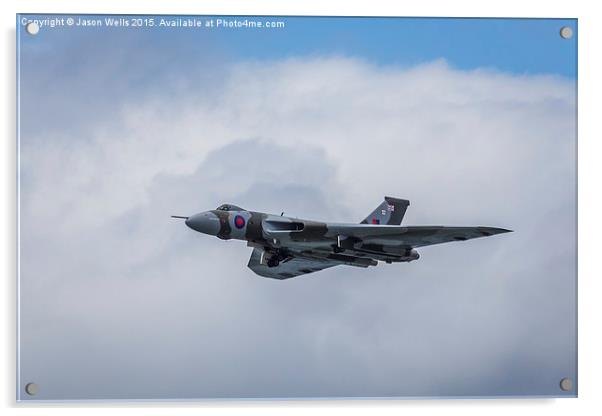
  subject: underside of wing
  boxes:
[247,248,338,280]
[328,225,511,248]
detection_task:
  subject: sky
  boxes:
[17,15,577,400]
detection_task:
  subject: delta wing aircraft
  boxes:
[173,197,511,279]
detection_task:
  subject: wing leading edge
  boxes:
[328,225,512,248]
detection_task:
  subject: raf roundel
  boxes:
[234,215,246,229]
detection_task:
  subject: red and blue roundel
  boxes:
[234,215,246,229]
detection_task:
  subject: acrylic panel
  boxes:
[17,14,577,401]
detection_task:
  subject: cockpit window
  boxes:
[216,204,244,212]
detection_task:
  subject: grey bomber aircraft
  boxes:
[173,197,511,279]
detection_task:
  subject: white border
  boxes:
[3,0,601,414]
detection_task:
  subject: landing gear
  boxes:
[332,245,345,254]
[261,248,290,268]
[267,257,280,268]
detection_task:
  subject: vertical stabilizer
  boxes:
[360,196,410,225]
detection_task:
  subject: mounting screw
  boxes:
[559,377,573,391]
[559,26,573,39]
[25,382,39,396]
[25,22,40,35]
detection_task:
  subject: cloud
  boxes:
[19,56,576,399]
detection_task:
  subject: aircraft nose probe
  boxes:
[171,215,190,227]
[173,213,221,235]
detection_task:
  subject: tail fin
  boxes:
[360,196,409,225]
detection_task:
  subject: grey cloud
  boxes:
[19,56,576,399]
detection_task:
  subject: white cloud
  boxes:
[19,56,576,399]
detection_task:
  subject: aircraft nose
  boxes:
[185,211,221,235]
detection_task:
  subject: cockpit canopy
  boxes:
[215,204,245,212]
